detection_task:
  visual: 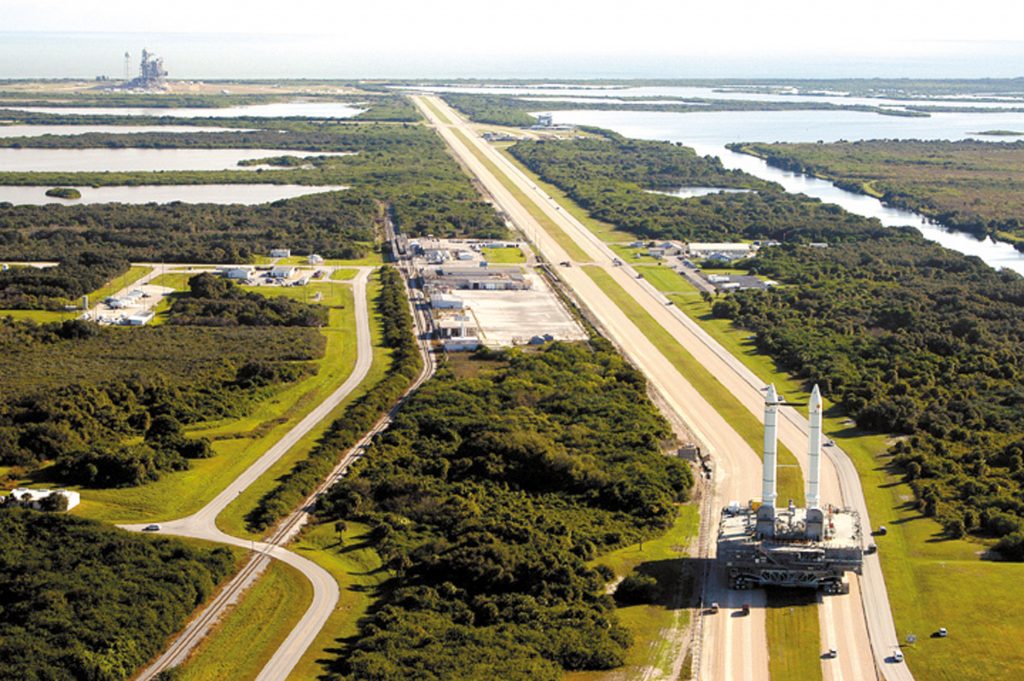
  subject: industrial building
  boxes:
[717,385,863,593]
[269,248,292,258]
[688,242,755,261]
[422,265,531,293]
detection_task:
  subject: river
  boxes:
[545,108,1024,274]
[0,184,347,206]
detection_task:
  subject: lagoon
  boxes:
[0,147,350,172]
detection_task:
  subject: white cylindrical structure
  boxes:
[762,384,779,507]
[807,384,823,509]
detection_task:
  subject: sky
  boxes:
[3,0,1024,78]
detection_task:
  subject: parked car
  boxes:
[937,627,948,638]
[741,603,750,615]
[865,544,877,554]
[876,526,888,536]
[709,602,720,614]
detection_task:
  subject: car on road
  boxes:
[559,261,571,267]
[709,602,720,614]
[143,524,161,532]
[825,648,838,659]
[612,258,623,266]
[865,544,877,554]
[823,439,836,447]
[892,650,904,663]
[740,603,750,615]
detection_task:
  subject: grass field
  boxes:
[481,246,526,263]
[286,522,389,681]
[74,282,363,524]
[765,590,822,681]
[216,277,393,540]
[568,505,700,681]
[329,268,359,280]
[86,265,152,302]
[583,266,804,505]
[175,558,313,681]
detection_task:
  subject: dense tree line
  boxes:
[713,235,1024,555]
[246,266,423,531]
[0,509,234,681]
[168,273,328,327]
[732,140,1024,247]
[0,190,375,263]
[0,317,323,486]
[315,340,693,678]
[510,137,877,243]
[0,252,129,309]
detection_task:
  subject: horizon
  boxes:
[2,29,1023,80]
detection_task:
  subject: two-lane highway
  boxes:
[415,94,910,681]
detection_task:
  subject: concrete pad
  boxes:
[458,272,586,346]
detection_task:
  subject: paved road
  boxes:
[127,269,374,680]
[416,96,911,681]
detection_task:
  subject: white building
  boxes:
[7,488,80,511]
[688,242,754,261]
[270,266,296,279]
[222,267,253,280]
[535,113,554,127]
[269,248,291,258]
[431,293,465,310]
[125,311,155,326]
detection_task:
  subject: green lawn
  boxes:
[175,557,313,681]
[73,282,362,524]
[481,246,526,264]
[766,591,822,681]
[446,126,591,262]
[635,259,1024,680]
[286,522,389,681]
[274,250,384,267]
[583,266,804,505]
[217,276,394,540]
[329,268,360,280]
[568,505,700,681]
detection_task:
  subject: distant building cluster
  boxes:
[120,49,168,91]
